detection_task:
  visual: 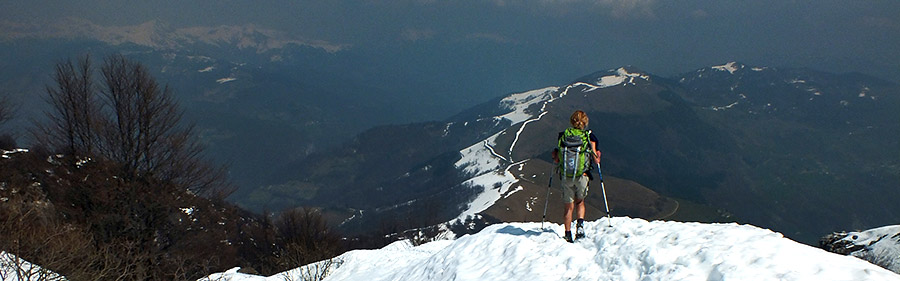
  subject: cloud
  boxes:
[491,0,657,19]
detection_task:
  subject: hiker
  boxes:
[552,110,600,242]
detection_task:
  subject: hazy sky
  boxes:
[2,0,899,93]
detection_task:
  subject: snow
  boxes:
[496,87,557,125]
[710,101,740,111]
[595,67,651,88]
[216,77,237,84]
[712,62,742,74]
[454,85,561,220]
[508,111,548,162]
[454,132,507,176]
[454,86,562,219]
[453,167,518,221]
[198,66,215,72]
[453,131,524,220]
[837,225,900,273]
[1,149,28,159]
[201,218,900,281]
[1,252,64,281]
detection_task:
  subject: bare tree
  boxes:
[0,198,132,281]
[32,56,99,157]
[97,55,231,197]
[0,93,12,125]
[261,207,342,277]
[32,54,232,198]
[0,93,16,149]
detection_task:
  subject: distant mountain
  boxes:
[2,21,896,244]
[0,17,345,53]
[251,66,719,234]
[673,62,900,242]
[252,63,899,243]
[0,18,449,195]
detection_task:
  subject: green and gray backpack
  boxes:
[558,128,593,178]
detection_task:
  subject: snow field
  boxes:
[204,217,900,281]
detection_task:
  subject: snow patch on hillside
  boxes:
[594,67,650,88]
[710,101,740,111]
[454,168,518,221]
[496,87,557,125]
[507,111,547,162]
[712,62,742,74]
[204,218,900,281]
[216,77,237,84]
[836,225,900,273]
[455,132,506,176]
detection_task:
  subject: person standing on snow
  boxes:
[552,110,601,242]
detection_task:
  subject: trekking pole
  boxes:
[596,163,612,227]
[541,166,555,230]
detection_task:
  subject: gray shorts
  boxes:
[559,175,589,203]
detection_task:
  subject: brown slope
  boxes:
[481,159,678,224]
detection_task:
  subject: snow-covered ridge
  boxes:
[454,132,507,176]
[453,166,519,221]
[457,85,562,176]
[592,67,651,88]
[0,18,346,53]
[453,67,647,223]
[204,218,900,281]
[496,87,557,125]
[712,61,743,74]
[683,62,766,81]
[453,86,561,222]
[824,225,900,274]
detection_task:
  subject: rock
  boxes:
[820,225,900,274]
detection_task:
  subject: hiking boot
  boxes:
[575,219,585,239]
[564,231,574,243]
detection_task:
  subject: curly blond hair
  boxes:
[570,110,588,130]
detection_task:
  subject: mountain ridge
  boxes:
[0,17,346,53]
[249,62,899,244]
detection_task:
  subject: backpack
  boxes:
[558,128,593,178]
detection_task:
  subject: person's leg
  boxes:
[574,176,589,239]
[575,198,585,220]
[574,176,589,220]
[560,177,576,242]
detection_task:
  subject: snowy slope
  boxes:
[823,225,900,274]
[203,218,900,281]
[449,67,656,226]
